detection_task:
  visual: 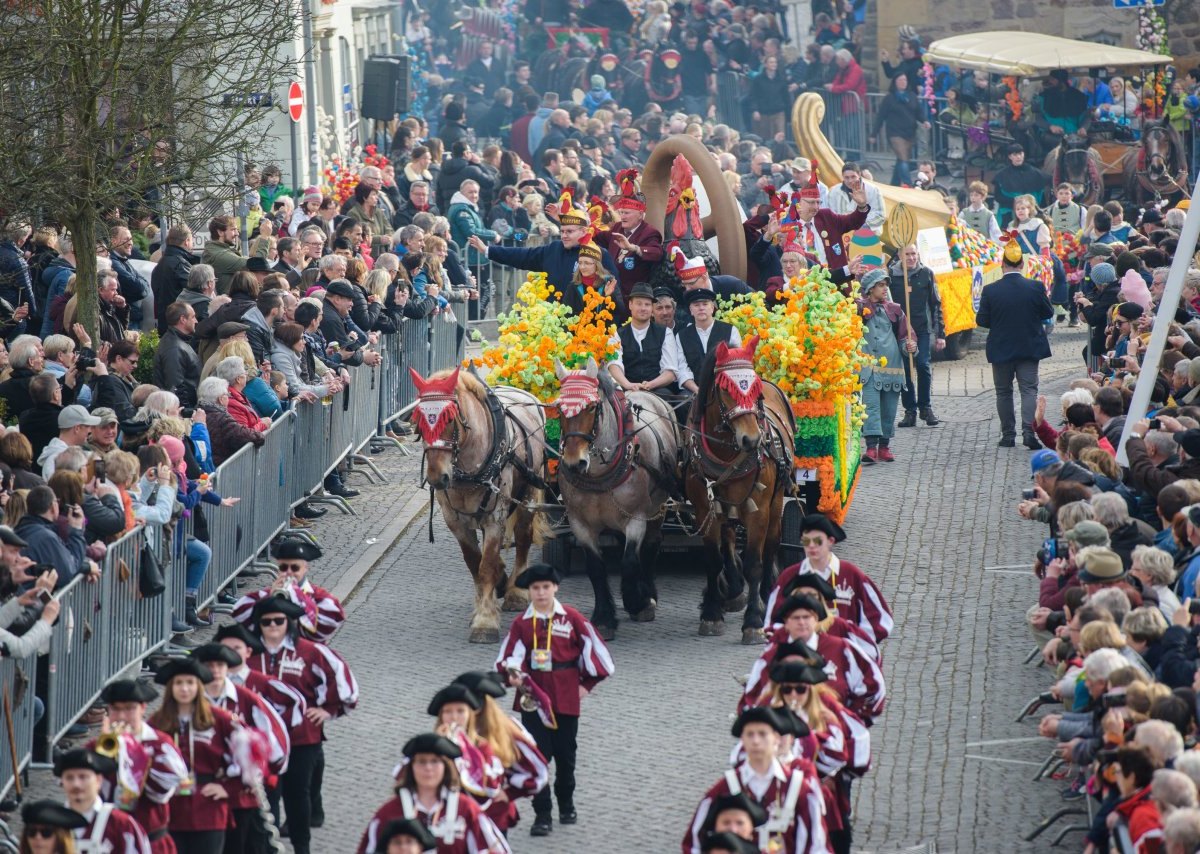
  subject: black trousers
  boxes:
[278,743,323,854]
[225,806,274,854]
[310,748,325,819]
[170,830,225,854]
[522,712,580,817]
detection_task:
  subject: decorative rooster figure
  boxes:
[649,155,721,294]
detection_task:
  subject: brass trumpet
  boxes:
[95,731,120,759]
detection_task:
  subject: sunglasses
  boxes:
[27,827,57,839]
[780,684,810,695]
[800,536,827,546]
[277,562,304,572]
[259,616,288,627]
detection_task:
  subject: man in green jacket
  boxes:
[448,179,498,316]
[201,215,247,294]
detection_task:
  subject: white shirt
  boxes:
[741,757,788,800]
[609,323,685,380]
[676,322,742,388]
[828,181,886,233]
[796,219,827,266]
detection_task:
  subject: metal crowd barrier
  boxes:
[39,316,466,753]
[0,652,38,800]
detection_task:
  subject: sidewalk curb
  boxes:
[331,486,430,604]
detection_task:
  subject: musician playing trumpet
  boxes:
[494,564,614,838]
[231,538,345,643]
[89,679,190,853]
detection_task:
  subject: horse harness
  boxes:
[418,380,545,524]
[556,372,677,498]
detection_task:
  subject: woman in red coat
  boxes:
[148,659,242,854]
[826,49,867,159]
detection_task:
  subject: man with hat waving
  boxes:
[607,282,686,394]
[495,563,613,837]
[55,747,153,853]
[976,233,1055,448]
[676,287,741,395]
[683,706,829,854]
[786,165,870,288]
[469,190,619,296]
[247,594,358,854]
[592,169,665,302]
[232,537,346,643]
[89,679,190,853]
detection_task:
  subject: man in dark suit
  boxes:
[785,167,869,288]
[975,238,1054,449]
[273,237,306,289]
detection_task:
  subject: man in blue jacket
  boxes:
[15,486,94,589]
[975,236,1054,449]
[468,191,618,302]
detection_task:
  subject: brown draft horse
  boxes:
[1124,122,1190,208]
[411,367,548,643]
[553,358,681,640]
[684,335,795,644]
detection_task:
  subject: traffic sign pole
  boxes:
[287,82,304,192]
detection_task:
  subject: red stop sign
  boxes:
[288,82,303,123]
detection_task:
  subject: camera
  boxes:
[75,348,96,371]
[28,564,55,577]
[1102,692,1127,710]
[512,229,528,243]
[94,458,106,484]
[1022,488,1037,501]
[1037,538,1066,565]
[1150,418,1162,430]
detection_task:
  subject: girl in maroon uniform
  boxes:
[149,659,241,854]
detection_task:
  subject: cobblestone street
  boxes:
[308,327,1092,853]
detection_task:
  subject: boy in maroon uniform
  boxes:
[56,748,153,854]
[495,563,614,837]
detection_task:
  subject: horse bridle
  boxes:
[557,375,622,466]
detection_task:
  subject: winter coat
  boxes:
[200,404,264,466]
[153,327,203,407]
[152,244,200,333]
[200,240,247,295]
[436,157,494,213]
[448,192,499,267]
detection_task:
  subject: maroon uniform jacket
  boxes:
[71,798,152,854]
[683,757,830,854]
[232,581,346,643]
[248,635,358,746]
[158,706,240,833]
[88,723,189,853]
[495,600,614,717]
[357,788,510,854]
[230,664,308,732]
[594,220,664,301]
[207,678,290,810]
[790,207,869,286]
[768,556,894,643]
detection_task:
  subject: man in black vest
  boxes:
[676,288,741,395]
[607,283,683,393]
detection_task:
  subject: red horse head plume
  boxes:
[713,335,763,412]
[410,367,460,444]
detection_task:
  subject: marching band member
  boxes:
[247,594,358,854]
[19,799,88,854]
[769,661,870,854]
[357,733,510,854]
[684,707,830,854]
[91,679,191,854]
[214,623,308,733]
[231,538,346,643]
[55,748,152,854]
[427,684,505,804]
[193,643,290,854]
[495,563,614,838]
[451,671,549,833]
[698,792,767,848]
[372,818,438,854]
[147,659,243,854]
[745,596,886,723]
[766,515,893,643]
[770,572,880,663]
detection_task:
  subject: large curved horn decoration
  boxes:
[791,92,952,240]
[643,134,747,281]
